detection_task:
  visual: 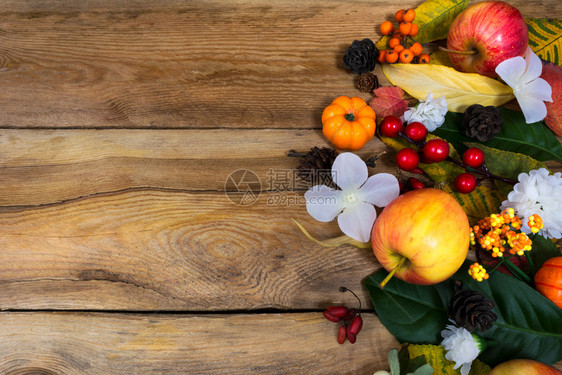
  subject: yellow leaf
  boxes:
[526,18,562,66]
[376,0,469,50]
[382,63,515,112]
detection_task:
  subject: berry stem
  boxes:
[503,258,532,284]
[340,286,362,312]
[379,256,407,288]
[438,46,478,55]
[398,131,424,148]
[446,156,518,185]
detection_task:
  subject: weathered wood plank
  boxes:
[0,189,384,310]
[1,129,560,207]
[0,312,398,375]
[0,0,559,129]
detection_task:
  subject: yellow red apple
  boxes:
[489,359,562,375]
[371,188,469,286]
[446,1,528,77]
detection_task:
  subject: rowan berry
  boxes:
[408,177,425,190]
[385,50,399,63]
[403,9,416,22]
[422,139,449,162]
[377,50,387,63]
[399,22,412,36]
[395,9,405,22]
[393,45,404,54]
[379,115,404,137]
[454,173,477,194]
[399,48,414,63]
[410,42,423,56]
[419,53,430,64]
[396,147,419,171]
[462,147,485,168]
[409,23,419,37]
[389,37,401,49]
[380,21,394,36]
[404,122,428,142]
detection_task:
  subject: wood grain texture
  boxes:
[0,189,384,310]
[0,0,560,129]
[0,312,399,374]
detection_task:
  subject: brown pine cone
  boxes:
[448,288,497,332]
[356,73,379,93]
[291,147,337,186]
[462,104,503,142]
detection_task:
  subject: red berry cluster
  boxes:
[380,115,497,194]
[323,287,363,344]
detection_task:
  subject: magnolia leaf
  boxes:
[364,263,562,367]
[463,142,547,197]
[380,134,504,223]
[526,18,562,65]
[529,234,562,272]
[542,60,562,136]
[369,86,409,119]
[376,0,469,50]
[382,63,515,113]
[433,108,562,162]
[406,344,491,375]
[429,49,455,68]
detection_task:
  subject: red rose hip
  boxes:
[423,139,450,162]
[396,147,419,171]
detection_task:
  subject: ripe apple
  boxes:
[446,1,528,77]
[489,359,562,375]
[371,188,469,286]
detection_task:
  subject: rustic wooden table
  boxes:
[0,0,560,374]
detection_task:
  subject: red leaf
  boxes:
[541,61,562,136]
[368,86,409,119]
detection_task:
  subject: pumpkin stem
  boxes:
[344,113,355,121]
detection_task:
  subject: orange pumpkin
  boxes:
[322,96,376,151]
[534,256,562,308]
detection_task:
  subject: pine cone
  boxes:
[293,147,337,186]
[448,288,497,332]
[462,104,503,142]
[343,39,378,74]
[357,73,379,93]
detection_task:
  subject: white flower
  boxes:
[500,168,562,239]
[441,324,485,375]
[304,153,399,242]
[402,92,448,132]
[495,46,553,124]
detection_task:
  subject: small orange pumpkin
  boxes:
[534,256,562,308]
[322,96,376,151]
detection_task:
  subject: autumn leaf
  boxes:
[382,63,514,112]
[368,86,409,119]
[541,60,562,136]
[526,18,562,65]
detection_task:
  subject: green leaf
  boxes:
[364,270,454,344]
[463,143,547,197]
[409,364,434,375]
[376,0,469,50]
[389,348,401,375]
[432,108,562,163]
[364,263,562,367]
[380,134,504,223]
[526,18,562,65]
[529,235,562,271]
[453,264,562,367]
[406,344,491,375]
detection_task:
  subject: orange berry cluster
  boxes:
[528,214,544,234]
[470,208,537,259]
[468,263,490,282]
[378,9,430,64]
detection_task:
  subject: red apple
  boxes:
[446,1,528,77]
[371,188,469,286]
[489,359,562,375]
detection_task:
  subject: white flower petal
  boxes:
[305,185,344,222]
[337,202,376,242]
[331,152,367,190]
[495,56,526,87]
[520,46,542,84]
[515,92,549,124]
[522,77,553,102]
[358,173,400,207]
